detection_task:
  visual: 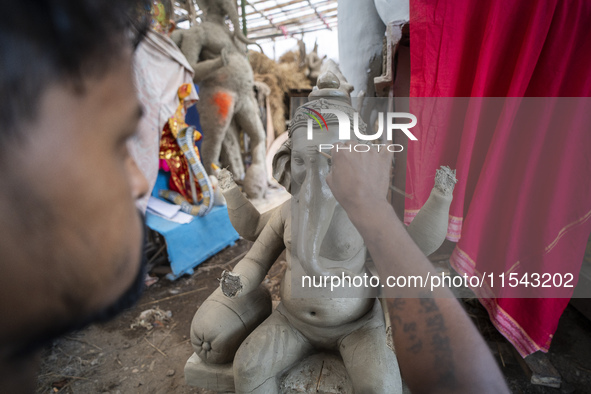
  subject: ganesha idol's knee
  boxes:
[336,301,403,394]
[233,347,278,393]
[232,310,314,393]
[190,286,271,365]
[232,328,287,393]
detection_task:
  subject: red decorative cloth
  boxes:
[407,0,591,356]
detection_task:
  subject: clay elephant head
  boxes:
[196,0,260,49]
[219,70,455,277]
[273,75,368,277]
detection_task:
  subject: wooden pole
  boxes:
[241,0,247,36]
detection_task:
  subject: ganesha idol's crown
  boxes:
[289,71,367,136]
[309,71,352,103]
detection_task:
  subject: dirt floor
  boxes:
[36,239,591,394]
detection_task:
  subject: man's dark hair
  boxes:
[0,0,149,146]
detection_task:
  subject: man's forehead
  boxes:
[35,59,139,141]
[85,57,137,107]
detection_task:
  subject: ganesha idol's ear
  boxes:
[272,139,292,194]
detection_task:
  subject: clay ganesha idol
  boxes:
[184,73,457,393]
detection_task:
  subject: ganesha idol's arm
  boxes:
[405,166,457,256]
[220,203,286,298]
[218,169,276,241]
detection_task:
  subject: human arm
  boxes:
[326,144,509,394]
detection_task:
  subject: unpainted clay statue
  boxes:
[305,41,327,86]
[171,0,267,199]
[295,38,327,86]
[185,73,457,393]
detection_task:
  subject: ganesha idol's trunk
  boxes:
[296,169,338,277]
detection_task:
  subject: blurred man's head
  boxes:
[0,0,150,365]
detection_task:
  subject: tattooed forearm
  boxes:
[421,298,457,388]
[388,297,458,388]
[388,298,423,354]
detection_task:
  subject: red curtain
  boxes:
[407,0,591,356]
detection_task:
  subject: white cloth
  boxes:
[130,30,199,213]
[146,197,194,224]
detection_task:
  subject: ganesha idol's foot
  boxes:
[243,164,267,199]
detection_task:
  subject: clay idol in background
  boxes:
[171,0,268,199]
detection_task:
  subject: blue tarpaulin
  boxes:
[147,171,239,280]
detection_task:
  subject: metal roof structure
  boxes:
[173,0,337,42]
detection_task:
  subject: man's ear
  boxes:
[272,140,292,194]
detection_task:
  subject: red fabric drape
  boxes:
[407,0,591,356]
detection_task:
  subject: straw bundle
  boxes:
[249,51,311,136]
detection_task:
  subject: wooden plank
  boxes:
[244,0,335,18]
[248,16,337,37]
[251,24,336,41]
[245,6,333,26]
[281,353,354,393]
[247,8,337,33]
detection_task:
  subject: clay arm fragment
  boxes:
[218,169,276,241]
[220,204,286,298]
[406,166,457,256]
